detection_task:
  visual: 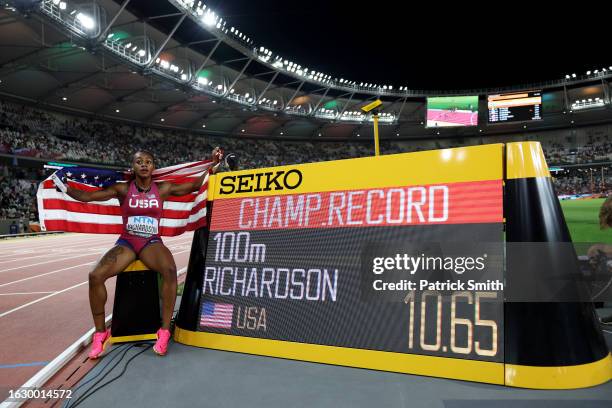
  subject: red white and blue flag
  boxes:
[36,160,212,236]
[200,302,234,329]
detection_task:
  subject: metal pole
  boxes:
[373,114,380,156]
[146,13,188,68]
[602,78,610,104]
[336,92,355,120]
[99,0,132,42]
[310,86,332,115]
[285,81,305,108]
[189,39,222,85]
[256,71,280,104]
[225,57,253,95]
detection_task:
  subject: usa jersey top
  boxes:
[119,181,163,239]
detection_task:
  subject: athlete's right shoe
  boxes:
[153,328,171,356]
[88,329,111,359]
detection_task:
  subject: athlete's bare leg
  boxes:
[139,243,177,330]
[89,245,137,331]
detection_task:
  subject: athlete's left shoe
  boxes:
[153,328,171,356]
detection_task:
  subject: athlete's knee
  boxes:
[159,264,177,280]
[88,268,107,286]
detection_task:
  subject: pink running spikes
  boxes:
[153,328,171,356]
[88,329,111,359]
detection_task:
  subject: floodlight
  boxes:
[203,11,216,26]
[76,13,95,29]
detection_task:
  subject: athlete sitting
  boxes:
[54,148,223,358]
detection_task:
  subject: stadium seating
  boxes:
[0,99,610,220]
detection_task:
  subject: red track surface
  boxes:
[426,109,478,127]
[0,232,194,401]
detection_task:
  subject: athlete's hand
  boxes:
[211,146,224,164]
[51,173,67,193]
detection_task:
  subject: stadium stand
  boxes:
[0,99,610,221]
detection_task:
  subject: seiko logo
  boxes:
[219,169,303,195]
[128,198,159,209]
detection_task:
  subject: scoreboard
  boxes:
[174,142,612,389]
[487,91,542,123]
[193,145,507,381]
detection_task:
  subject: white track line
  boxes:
[0,266,190,407]
[0,232,192,251]
[0,250,106,265]
[0,235,109,251]
[0,253,105,273]
[0,262,95,288]
[0,249,191,288]
[0,291,56,296]
[0,234,192,258]
[0,239,111,260]
[0,238,191,271]
[0,262,190,319]
[0,233,192,255]
[0,281,89,318]
[0,315,113,408]
[0,237,191,264]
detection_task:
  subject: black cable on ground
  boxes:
[65,343,130,398]
[66,343,152,408]
[63,344,136,408]
[63,342,151,408]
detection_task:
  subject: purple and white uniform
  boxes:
[116,181,163,254]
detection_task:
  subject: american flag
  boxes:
[200,302,234,329]
[36,160,212,236]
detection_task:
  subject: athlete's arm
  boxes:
[160,147,223,197]
[209,146,223,175]
[62,180,125,202]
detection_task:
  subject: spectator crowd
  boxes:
[0,99,610,222]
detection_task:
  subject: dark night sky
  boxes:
[141,1,608,90]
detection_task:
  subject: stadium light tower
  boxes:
[361,99,383,156]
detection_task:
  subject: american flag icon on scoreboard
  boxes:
[200,302,234,329]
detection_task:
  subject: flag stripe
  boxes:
[39,193,207,216]
[37,161,211,236]
[39,207,207,227]
[162,201,208,220]
[200,302,233,329]
[40,182,209,203]
[153,161,211,177]
[199,322,232,328]
[43,217,207,236]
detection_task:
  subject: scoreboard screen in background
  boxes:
[487,91,542,123]
[426,96,479,128]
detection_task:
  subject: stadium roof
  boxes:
[141,0,609,90]
[0,1,611,140]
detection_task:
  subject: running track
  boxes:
[426,109,478,127]
[0,232,194,401]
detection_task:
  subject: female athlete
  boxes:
[54,148,223,358]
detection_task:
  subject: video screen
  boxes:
[426,96,479,127]
[488,91,542,123]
